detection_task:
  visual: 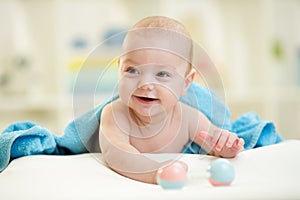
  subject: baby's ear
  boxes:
[182,69,196,96]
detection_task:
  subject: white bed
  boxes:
[0,140,299,200]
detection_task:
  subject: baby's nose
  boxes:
[138,75,155,90]
[139,82,154,91]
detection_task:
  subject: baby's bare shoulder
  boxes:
[101,100,131,131]
[178,102,202,116]
[101,100,129,120]
[178,102,210,131]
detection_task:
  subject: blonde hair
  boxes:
[132,16,191,38]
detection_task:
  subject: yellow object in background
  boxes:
[68,56,118,72]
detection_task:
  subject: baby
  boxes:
[99,16,244,184]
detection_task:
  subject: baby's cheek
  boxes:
[161,82,185,99]
[160,91,178,105]
[118,80,135,101]
[118,91,131,106]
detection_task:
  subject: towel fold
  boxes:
[0,83,283,172]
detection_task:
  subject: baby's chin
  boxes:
[130,104,169,119]
[136,106,167,117]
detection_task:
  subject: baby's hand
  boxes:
[198,130,244,158]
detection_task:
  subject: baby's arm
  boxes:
[189,109,244,158]
[99,103,171,184]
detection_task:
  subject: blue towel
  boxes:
[0,83,283,172]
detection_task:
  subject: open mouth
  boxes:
[134,96,159,104]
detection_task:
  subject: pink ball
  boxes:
[156,162,187,189]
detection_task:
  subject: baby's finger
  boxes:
[198,131,207,141]
[210,129,222,148]
[232,138,245,150]
[197,131,215,153]
[215,130,229,151]
[226,134,238,148]
[238,138,245,150]
[239,138,245,145]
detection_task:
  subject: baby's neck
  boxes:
[129,106,176,128]
[129,107,177,139]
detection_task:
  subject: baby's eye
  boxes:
[156,71,171,78]
[126,67,139,75]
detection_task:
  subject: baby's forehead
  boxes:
[122,28,193,63]
[120,49,188,66]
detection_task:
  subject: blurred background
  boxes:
[0,0,299,139]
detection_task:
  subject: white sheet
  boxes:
[0,140,299,200]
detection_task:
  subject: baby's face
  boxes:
[118,49,191,117]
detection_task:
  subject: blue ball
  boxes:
[208,158,235,186]
[156,179,185,189]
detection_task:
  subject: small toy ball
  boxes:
[156,162,187,189]
[207,158,235,186]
